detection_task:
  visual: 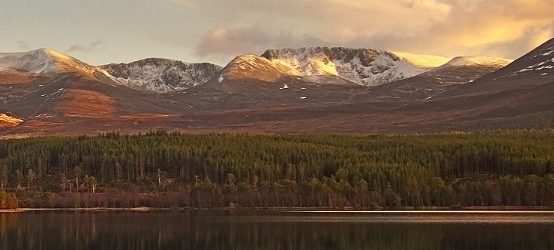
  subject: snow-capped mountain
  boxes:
[0,48,112,80]
[442,56,513,68]
[218,54,298,83]
[101,58,222,92]
[0,49,222,93]
[260,47,438,86]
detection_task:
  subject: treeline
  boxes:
[0,130,553,209]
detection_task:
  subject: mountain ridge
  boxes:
[0,47,515,93]
[260,47,433,86]
[101,58,222,92]
[3,41,554,136]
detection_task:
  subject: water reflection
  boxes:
[1,211,553,250]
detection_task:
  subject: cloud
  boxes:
[66,40,103,53]
[180,0,553,60]
[195,26,326,60]
[16,40,30,50]
[329,0,554,58]
[418,0,554,57]
[175,0,449,37]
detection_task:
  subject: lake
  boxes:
[1,210,553,250]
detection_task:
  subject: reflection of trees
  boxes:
[0,214,18,250]
[0,212,553,250]
[0,191,18,209]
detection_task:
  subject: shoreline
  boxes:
[2,206,554,213]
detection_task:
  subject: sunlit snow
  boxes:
[262,48,435,86]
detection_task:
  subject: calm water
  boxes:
[1,210,554,250]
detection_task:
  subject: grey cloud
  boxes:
[67,40,103,53]
[195,26,327,60]
[174,0,448,37]
[183,0,448,59]
[16,40,30,50]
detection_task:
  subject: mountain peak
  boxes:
[37,48,63,55]
[0,48,107,78]
[1,48,61,74]
[220,54,295,82]
[444,56,513,67]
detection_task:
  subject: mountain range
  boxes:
[1,39,553,136]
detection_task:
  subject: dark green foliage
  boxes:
[0,130,553,208]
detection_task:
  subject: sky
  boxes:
[0,0,553,66]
